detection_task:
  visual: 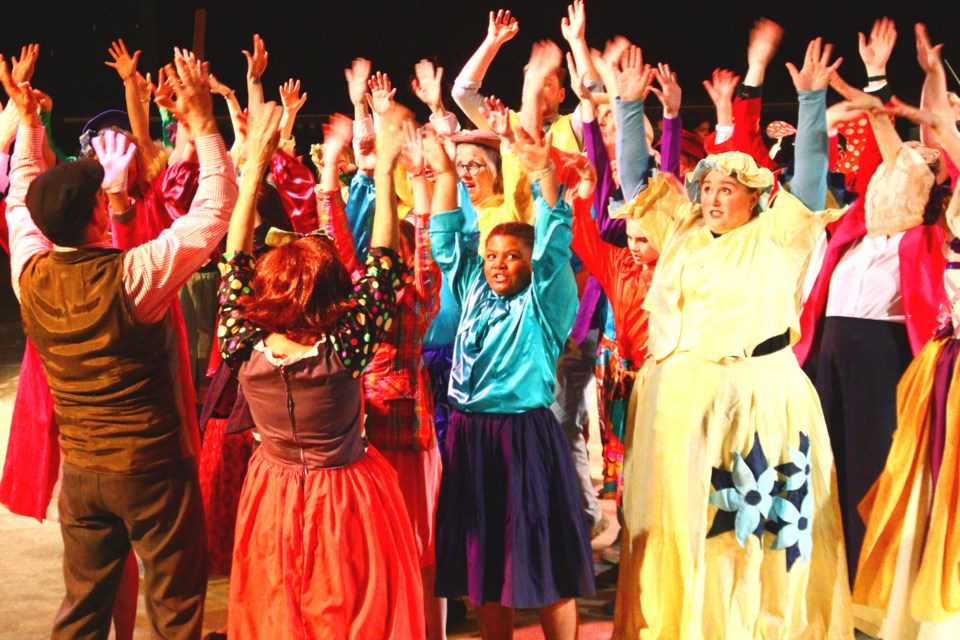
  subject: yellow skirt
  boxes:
[614,349,853,639]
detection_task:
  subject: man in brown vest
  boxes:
[2,49,279,638]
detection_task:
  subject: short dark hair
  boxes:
[487,221,534,249]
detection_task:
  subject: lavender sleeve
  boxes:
[583,119,625,241]
[659,115,683,180]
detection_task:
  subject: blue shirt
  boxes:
[429,183,578,413]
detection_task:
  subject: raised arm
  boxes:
[399,118,431,215]
[519,39,563,138]
[370,108,403,252]
[105,39,164,178]
[732,19,783,169]
[0,53,49,298]
[123,51,242,323]
[278,78,307,147]
[224,104,283,255]
[452,9,519,129]
[242,34,268,112]
[859,17,896,92]
[785,37,842,211]
[651,63,683,179]
[703,68,739,150]
[561,0,599,87]
[614,43,655,200]
[316,113,358,272]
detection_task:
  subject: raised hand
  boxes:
[399,119,425,175]
[322,113,353,160]
[168,48,215,136]
[11,43,39,84]
[91,130,137,193]
[703,68,740,107]
[786,37,842,92]
[105,39,141,81]
[279,78,308,113]
[367,71,396,116]
[422,124,453,174]
[154,67,176,112]
[915,23,945,77]
[411,59,444,112]
[208,73,234,97]
[560,0,586,43]
[615,45,655,102]
[29,90,52,119]
[0,55,39,123]
[345,58,371,107]
[525,39,564,82]
[566,52,591,103]
[747,18,784,71]
[858,17,897,78]
[480,95,514,143]
[246,102,283,166]
[487,9,519,46]
[650,62,681,118]
[242,34,268,80]
[134,71,154,104]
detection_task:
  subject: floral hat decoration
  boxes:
[685,151,776,211]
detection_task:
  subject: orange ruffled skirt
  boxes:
[854,335,960,638]
[227,446,425,640]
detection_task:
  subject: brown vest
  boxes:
[19,248,188,472]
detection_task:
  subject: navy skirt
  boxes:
[435,407,595,608]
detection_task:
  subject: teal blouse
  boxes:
[429,182,578,414]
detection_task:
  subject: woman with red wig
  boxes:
[218,105,424,638]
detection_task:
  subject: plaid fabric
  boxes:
[595,334,639,504]
[363,212,441,451]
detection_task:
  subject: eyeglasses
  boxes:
[455,161,487,176]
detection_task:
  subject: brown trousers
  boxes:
[52,458,207,639]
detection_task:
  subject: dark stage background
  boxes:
[0,0,956,305]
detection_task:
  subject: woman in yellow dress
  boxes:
[612,38,854,639]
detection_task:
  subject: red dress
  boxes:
[219,249,424,639]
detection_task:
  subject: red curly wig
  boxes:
[241,235,353,344]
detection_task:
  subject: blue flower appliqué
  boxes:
[766,432,813,570]
[708,434,776,547]
[770,491,814,563]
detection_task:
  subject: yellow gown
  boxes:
[613,177,854,639]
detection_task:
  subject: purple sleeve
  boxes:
[583,119,625,241]
[660,115,682,180]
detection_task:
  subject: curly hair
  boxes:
[241,235,353,344]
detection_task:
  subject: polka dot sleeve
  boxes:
[329,246,412,377]
[217,251,263,371]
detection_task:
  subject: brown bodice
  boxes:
[238,340,365,470]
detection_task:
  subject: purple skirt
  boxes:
[435,407,596,608]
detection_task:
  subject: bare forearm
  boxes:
[869,113,903,167]
[460,37,503,84]
[431,170,457,214]
[226,159,267,254]
[411,174,432,214]
[371,167,399,251]
[568,39,599,84]
[124,77,160,168]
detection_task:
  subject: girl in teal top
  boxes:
[425,122,594,638]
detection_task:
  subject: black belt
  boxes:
[750,329,791,357]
